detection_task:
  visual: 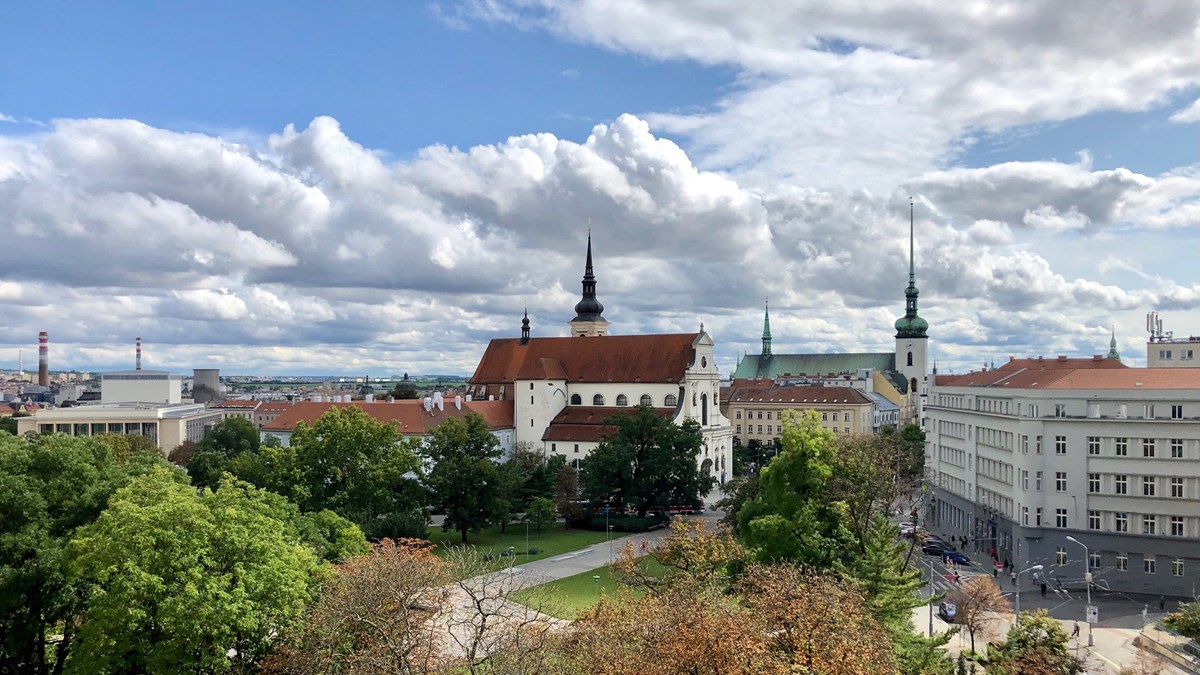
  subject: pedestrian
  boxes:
[1040,582,1047,597]
[1159,596,1166,611]
[954,572,961,585]
[1032,571,1040,586]
[1004,558,1010,572]
[990,545,997,560]
[993,566,998,577]
[640,540,647,554]
[1010,570,1017,587]
[1072,622,1080,638]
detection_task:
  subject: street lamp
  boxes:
[1066,536,1095,647]
[923,558,936,636]
[1014,564,1043,625]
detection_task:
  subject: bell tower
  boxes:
[568,231,610,337]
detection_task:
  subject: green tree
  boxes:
[579,405,714,518]
[525,496,557,533]
[986,609,1085,674]
[736,410,854,566]
[388,383,419,399]
[424,413,506,543]
[0,433,175,675]
[553,463,584,527]
[0,415,18,435]
[714,470,760,534]
[187,416,261,489]
[65,470,323,673]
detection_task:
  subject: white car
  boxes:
[898,522,916,536]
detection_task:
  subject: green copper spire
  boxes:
[1107,325,1120,361]
[761,298,772,357]
[895,198,929,339]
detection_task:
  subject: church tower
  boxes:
[1107,326,1120,361]
[895,200,929,407]
[761,299,773,358]
[568,232,610,337]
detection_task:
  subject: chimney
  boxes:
[136,336,142,370]
[365,393,375,403]
[435,391,444,411]
[455,394,462,410]
[38,331,48,387]
[465,394,472,402]
[424,396,432,412]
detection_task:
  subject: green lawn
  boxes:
[513,557,672,619]
[428,523,611,566]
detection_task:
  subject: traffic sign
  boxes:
[1086,605,1099,624]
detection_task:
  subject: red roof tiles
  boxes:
[936,356,1128,388]
[470,334,699,387]
[541,406,674,443]
[726,385,872,405]
[262,399,515,435]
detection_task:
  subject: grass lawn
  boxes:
[513,557,672,619]
[428,523,611,566]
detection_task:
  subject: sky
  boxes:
[1,1,1199,377]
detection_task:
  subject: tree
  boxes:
[613,518,744,594]
[65,470,324,673]
[0,433,175,675]
[1164,598,1200,639]
[262,538,451,674]
[579,405,714,518]
[553,463,584,527]
[0,415,18,435]
[525,496,557,533]
[187,416,261,489]
[167,439,198,466]
[736,410,854,566]
[424,413,505,543]
[714,470,759,534]
[828,433,922,554]
[986,609,1085,674]
[950,575,1012,654]
[388,383,420,400]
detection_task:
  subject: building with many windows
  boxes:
[925,355,1200,595]
[15,402,225,454]
[722,385,873,445]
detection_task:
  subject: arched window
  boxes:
[907,351,914,367]
[616,394,628,407]
[593,394,605,406]
[664,394,678,408]
[910,377,918,394]
[570,394,581,405]
[701,393,709,426]
[639,394,652,406]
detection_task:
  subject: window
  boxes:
[1172,405,1183,420]
[1143,438,1155,457]
[665,394,677,407]
[1183,350,1195,361]
[1171,439,1183,458]
[757,425,763,434]
[735,410,742,419]
[843,412,850,421]
[736,425,741,434]
[1022,506,1029,525]
[1088,510,1100,530]
[1117,554,1128,571]
[1056,508,1067,528]
[1055,547,1067,565]
[1145,404,1157,419]
[1143,515,1157,535]
[1022,471,1029,490]
[844,427,850,433]
[1056,472,1067,492]
[1036,471,1043,491]
[758,411,764,420]
[1088,473,1100,493]
[639,394,652,406]
[615,394,628,407]
[593,394,605,406]
[821,412,827,421]
[907,351,913,367]
[1055,435,1067,454]
[1115,512,1128,532]
[551,443,557,453]
[1143,476,1156,497]
[1144,557,1157,574]
[1115,474,1128,495]
[570,393,581,405]
[1035,507,1043,526]
[1171,516,1184,537]
[1171,477,1184,498]
[1030,404,1039,418]
[1036,435,1043,454]
[530,396,534,405]
[1089,552,1100,570]
[1087,436,1100,455]
[1055,404,1067,418]
[1159,350,1172,360]
[1022,436,1029,454]
[573,444,579,453]
[1173,560,1185,577]
[1116,438,1128,456]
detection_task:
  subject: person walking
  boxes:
[1040,581,1048,597]
[1010,570,1017,588]
[1072,622,1080,638]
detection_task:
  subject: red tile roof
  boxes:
[257,401,294,413]
[1043,368,1200,390]
[262,399,515,434]
[936,356,1128,388]
[542,406,674,443]
[727,385,872,405]
[470,334,699,386]
[210,399,261,409]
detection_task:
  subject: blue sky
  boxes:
[1,2,1198,375]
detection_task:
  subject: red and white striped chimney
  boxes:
[38,331,49,387]
[136,336,142,370]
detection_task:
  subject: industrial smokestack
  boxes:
[38,332,48,387]
[136,337,142,370]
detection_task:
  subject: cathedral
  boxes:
[468,234,735,484]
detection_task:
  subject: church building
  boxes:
[731,202,930,425]
[468,234,735,484]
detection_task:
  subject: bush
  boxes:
[1163,601,1200,639]
[528,547,542,555]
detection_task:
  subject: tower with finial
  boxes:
[569,229,610,337]
[895,198,929,401]
[520,306,531,345]
[1107,325,1120,361]
[761,298,772,358]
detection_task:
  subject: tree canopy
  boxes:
[579,405,714,518]
[986,609,1085,674]
[424,412,506,543]
[187,416,261,489]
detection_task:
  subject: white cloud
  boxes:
[1169,98,1200,123]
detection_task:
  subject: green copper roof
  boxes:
[761,300,772,357]
[1107,326,1120,361]
[732,352,897,380]
[894,200,928,339]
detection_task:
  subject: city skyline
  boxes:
[2,2,1199,375]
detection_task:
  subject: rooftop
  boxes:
[262,399,515,434]
[726,385,873,405]
[470,333,699,385]
[542,406,674,443]
[935,355,1129,389]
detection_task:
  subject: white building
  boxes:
[101,370,182,405]
[926,356,1200,596]
[16,402,224,454]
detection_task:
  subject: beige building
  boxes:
[1145,312,1198,368]
[16,403,225,454]
[208,399,261,422]
[723,385,873,445]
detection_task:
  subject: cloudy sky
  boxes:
[2,2,1198,377]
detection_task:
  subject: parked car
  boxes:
[898,522,915,536]
[922,540,954,556]
[938,601,957,623]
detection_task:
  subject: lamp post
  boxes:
[924,558,936,636]
[1015,564,1043,625]
[1066,536,1094,647]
